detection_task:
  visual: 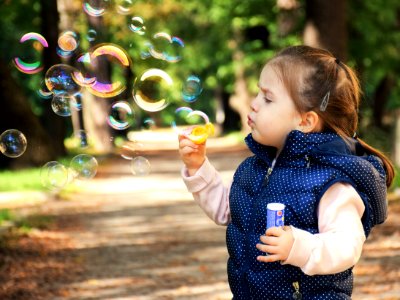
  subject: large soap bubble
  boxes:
[86,44,131,98]
[0,129,27,158]
[133,68,173,112]
[45,64,82,95]
[107,101,136,130]
[13,32,48,74]
[182,75,202,102]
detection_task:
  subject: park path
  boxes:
[1,139,400,299]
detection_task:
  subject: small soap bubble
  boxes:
[37,80,53,99]
[116,0,133,15]
[142,118,156,130]
[129,16,146,35]
[83,0,110,17]
[171,107,193,133]
[70,154,98,180]
[133,68,173,112]
[131,156,150,176]
[182,75,202,102]
[107,101,136,130]
[58,31,79,53]
[45,64,82,95]
[51,93,75,117]
[86,29,97,42]
[0,129,27,158]
[13,32,48,74]
[87,44,130,98]
[68,130,90,149]
[40,161,69,190]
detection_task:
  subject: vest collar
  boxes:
[245,130,354,165]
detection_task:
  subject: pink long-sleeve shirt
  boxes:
[182,158,366,276]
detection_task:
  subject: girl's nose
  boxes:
[250,97,258,111]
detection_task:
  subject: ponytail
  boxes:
[356,137,395,187]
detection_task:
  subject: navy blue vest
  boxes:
[227,131,387,299]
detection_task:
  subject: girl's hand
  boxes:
[256,226,294,263]
[178,133,206,176]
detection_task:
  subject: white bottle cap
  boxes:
[267,203,285,211]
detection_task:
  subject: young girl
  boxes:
[178,45,394,299]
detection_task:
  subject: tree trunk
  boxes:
[82,3,113,154]
[229,29,252,134]
[303,0,348,61]
[40,0,67,157]
[0,60,55,169]
[373,74,394,128]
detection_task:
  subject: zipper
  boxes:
[292,281,302,299]
[262,158,276,186]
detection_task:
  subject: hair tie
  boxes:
[335,58,340,64]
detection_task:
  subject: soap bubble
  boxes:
[0,129,27,158]
[45,64,82,95]
[86,44,131,98]
[182,75,202,102]
[165,36,184,63]
[83,0,110,17]
[131,156,150,176]
[71,53,97,87]
[40,161,69,190]
[133,68,173,112]
[107,101,136,130]
[129,16,146,35]
[57,31,79,58]
[116,0,133,15]
[86,29,97,42]
[13,32,48,74]
[171,107,193,133]
[67,130,90,149]
[37,80,53,99]
[51,93,78,117]
[142,118,156,130]
[70,154,98,180]
[147,33,184,62]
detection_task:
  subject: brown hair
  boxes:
[268,45,394,187]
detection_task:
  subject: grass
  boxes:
[0,168,44,192]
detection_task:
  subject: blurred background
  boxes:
[0,0,399,176]
[1,1,400,299]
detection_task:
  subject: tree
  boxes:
[303,0,347,60]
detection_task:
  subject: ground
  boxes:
[0,143,399,300]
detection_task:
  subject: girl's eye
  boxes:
[264,97,272,103]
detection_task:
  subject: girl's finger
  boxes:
[257,253,280,263]
[256,243,278,254]
[265,226,284,237]
[260,235,278,246]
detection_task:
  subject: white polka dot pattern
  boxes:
[225,131,387,299]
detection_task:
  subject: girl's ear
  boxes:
[298,111,321,133]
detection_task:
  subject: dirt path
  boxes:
[1,148,400,299]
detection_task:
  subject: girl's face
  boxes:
[248,64,303,152]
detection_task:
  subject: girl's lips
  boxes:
[247,115,254,127]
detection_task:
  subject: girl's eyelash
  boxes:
[264,97,272,103]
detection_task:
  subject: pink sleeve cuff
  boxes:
[282,226,315,268]
[181,158,216,193]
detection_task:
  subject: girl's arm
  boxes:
[182,158,231,225]
[282,182,366,275]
